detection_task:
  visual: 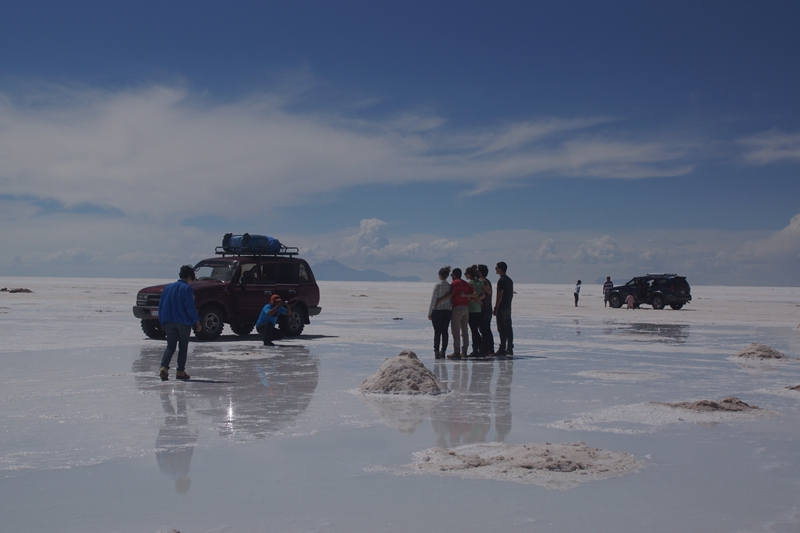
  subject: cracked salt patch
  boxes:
[549,398,776,434]
[400,442,643,490]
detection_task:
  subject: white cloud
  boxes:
[741,130,800,164]
[535,239,563,263]
[0,84,701,226]
[573,235,622,264]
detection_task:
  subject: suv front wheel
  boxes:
[141,319,167,339]
[608,293,623,308]
[280,308,306,337]
[197,305,225,340]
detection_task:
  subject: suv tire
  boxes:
[141,319,167,339]
[197,305,225,340]
[281,307,305,337]
[651,295,665,310]
[670,303,684,310]
[608,293,623,309]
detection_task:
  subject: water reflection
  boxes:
[133,346,319,441]
[603,321,690,344]
[155,391,198,494]
[360,360,514,447]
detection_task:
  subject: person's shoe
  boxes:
[263,341,274,346]
[159,367,169,381]
[446,353,461,360]
[175,371,190,380]
[487,350,496,356]
[435,351,445,359]
[507,349,514,357]
[496,349,507,356]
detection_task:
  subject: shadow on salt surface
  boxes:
[132,345,319,441]
[547,400,777,434]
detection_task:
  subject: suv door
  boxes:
[232,263,271,321]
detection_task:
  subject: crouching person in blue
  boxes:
[159,265,202,381]
[256,294,292,346]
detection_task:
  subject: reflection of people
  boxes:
[159,265,202,381]
[156,391,198,494]
[428,266,452,359]
[494,359,513,442]
[603,276,613,307]
[256,295,292,346]
[494,262,514,357]
[573,280,581,307]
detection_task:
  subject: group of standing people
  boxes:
[428,262,514,360]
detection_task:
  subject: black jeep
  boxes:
[607,274,691,310]
[132,241,321,340]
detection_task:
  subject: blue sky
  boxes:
[1,1,800,285]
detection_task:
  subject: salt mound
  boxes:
[787,385,800,391]
[734,343,787,360]
[359,350,448,395]
[663,396,760,412]
[408,442,642,489]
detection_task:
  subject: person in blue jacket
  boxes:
[256,294,292,346]
[159,265,202,381]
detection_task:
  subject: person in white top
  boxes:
[574,280,581,307]
[428,266,453,359]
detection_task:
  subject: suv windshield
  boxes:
[194,261,238,282]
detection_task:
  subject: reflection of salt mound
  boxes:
[359,394,442,433]
[359,350,448,395]
[408,442,642,490]
[734,343,787,360]
[662,396,760,412]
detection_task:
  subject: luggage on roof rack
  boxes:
[217,233,297,256]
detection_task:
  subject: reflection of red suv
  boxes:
[132,246,321,340]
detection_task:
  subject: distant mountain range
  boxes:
[312,260,421,282]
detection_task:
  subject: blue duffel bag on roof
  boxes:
[222,233,282,254]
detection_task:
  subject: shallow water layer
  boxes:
[2,280,800,532]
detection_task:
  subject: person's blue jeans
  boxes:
[161,322,192,372]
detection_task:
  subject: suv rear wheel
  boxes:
[670,303,684,310]
[141,319,167,339]
[651,295,665,310]
[197,305,225,340]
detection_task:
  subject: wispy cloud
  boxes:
[0,84,701,224]
[741,130,800,164]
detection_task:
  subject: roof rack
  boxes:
[214,245,299,257]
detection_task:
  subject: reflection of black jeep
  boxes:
[132,244,321,340]
[607,274,691,310]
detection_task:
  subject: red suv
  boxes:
[133,245,321,340]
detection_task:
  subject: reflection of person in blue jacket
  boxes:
[256,295,292,346]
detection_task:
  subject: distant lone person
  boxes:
[603,276,613,307]
[159,265,202,381]
[256,294,292,346]
[574,280,581,307]
[494,262,514,357]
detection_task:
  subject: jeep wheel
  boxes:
[281,308,305,337]
[141,319,167,339]
[651,295,665,310]
[230,322,254,336]
[196,305,224,340]
[608,293,623,308]
[670,303,684,310]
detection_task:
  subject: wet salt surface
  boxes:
[2,279,800,532]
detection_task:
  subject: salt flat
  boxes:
[2,277,800,532]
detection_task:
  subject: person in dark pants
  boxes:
[256,294,292,346]
[574,280,581,307]
[494,262,514,357]
[464,265,484,357]
[428,266,452,359]
[159,265,202,381]
[478,264,495,355]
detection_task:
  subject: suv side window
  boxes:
[257,263,277,284]
[299,264,309,282]
[276,263,299,284]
